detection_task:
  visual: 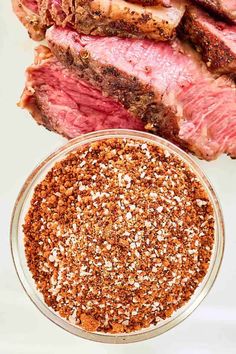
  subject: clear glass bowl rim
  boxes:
[10,129,225,344]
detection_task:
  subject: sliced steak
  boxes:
[192,0,236,23]
[181,5,236,76]
[46,26,236,160]
[13,0,186,41]
[12,0,46,40]
[19,46,144,138]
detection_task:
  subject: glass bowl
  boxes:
[10,129,224,343]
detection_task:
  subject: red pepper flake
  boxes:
[23,138,215,333]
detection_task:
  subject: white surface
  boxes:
[0,2,236,353]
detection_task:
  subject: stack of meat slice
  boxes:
[21,26,236,160]
[13,0,236,160]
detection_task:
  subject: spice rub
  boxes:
[23,138,214,333]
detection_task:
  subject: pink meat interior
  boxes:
[28,56,144,138]
[22,0,38,13]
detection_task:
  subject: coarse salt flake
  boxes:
[157,206,163,213]
[130,242,136,249]
[105,260,112,269]
[145,220,152,227]
[140,172,146,178]
[126,212,132,220]
[132,310,138,316]
[49,255,55,262]
[150,192,157,198]
[196,199,208,207]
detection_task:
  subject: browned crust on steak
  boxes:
[181,6,236,75]
[126,0,171,6]
[38,0,185,41]
[13,0,185,41]
[19,87,57,133]
[47,36,189,151]
[193,0,236,23]
[12,0,47,40]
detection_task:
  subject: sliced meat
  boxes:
[46,26,236,160]
[19,46,144,138]
[192,0,236,23]
[181,5,236,76]
[13,0,186,41]
[12,0,46,40]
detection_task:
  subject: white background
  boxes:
[1,2,236,353]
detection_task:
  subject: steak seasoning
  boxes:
[23,138,214,333]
